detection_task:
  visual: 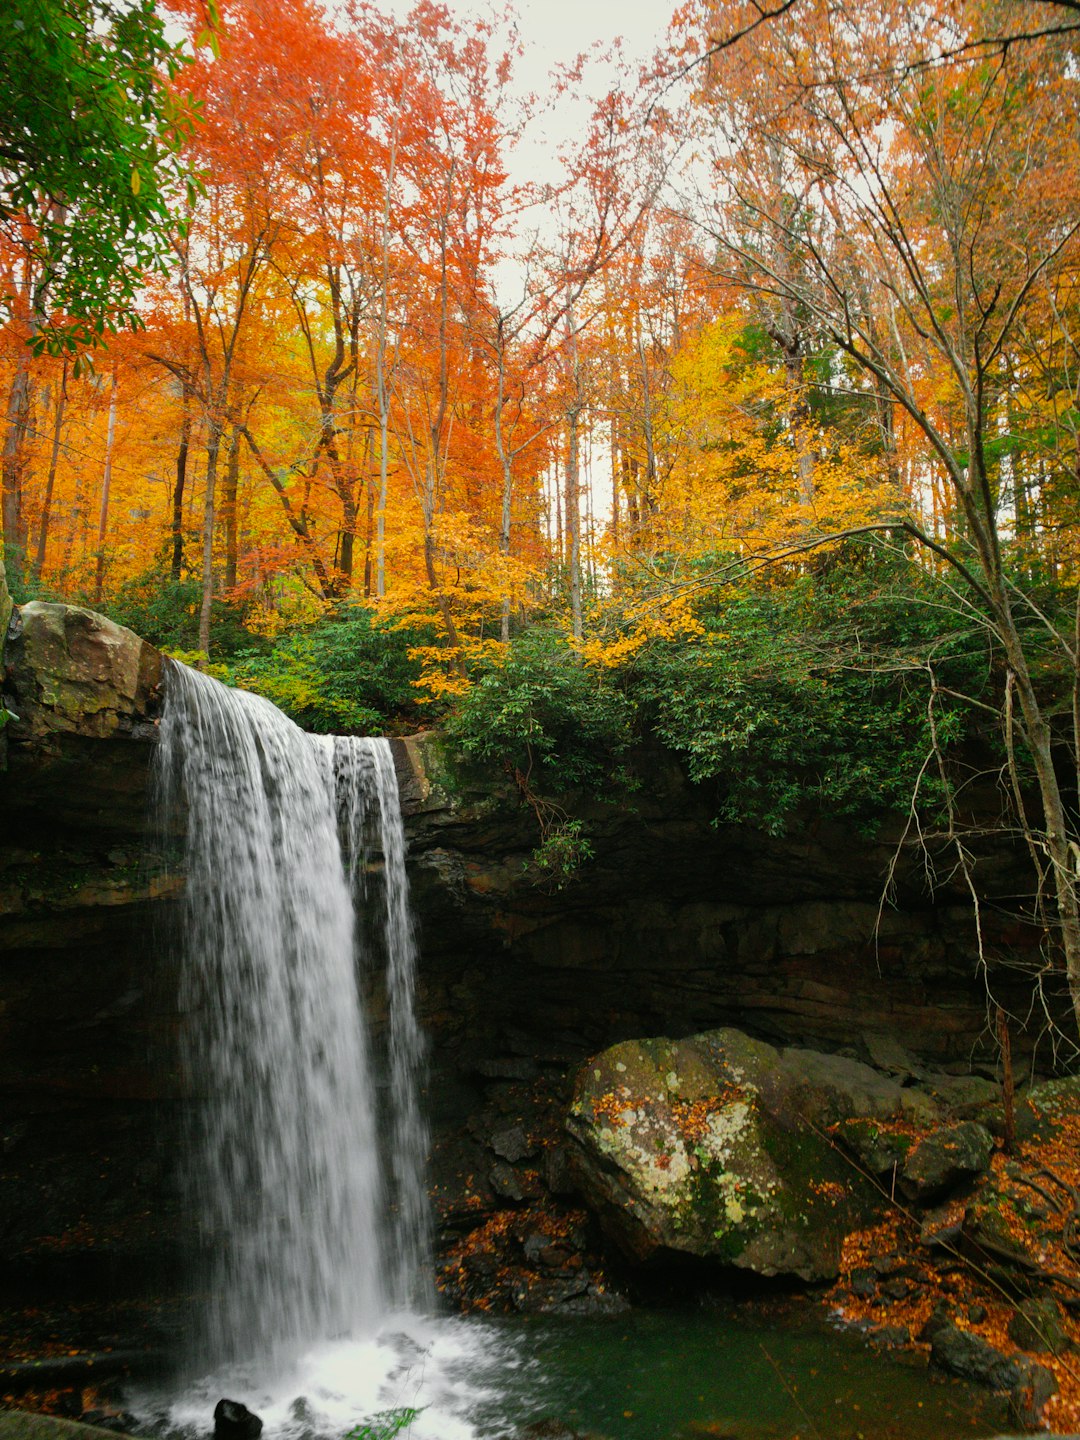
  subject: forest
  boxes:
[3,0,1080,1027]
[9,4,1080,1435]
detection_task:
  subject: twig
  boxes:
[758,1341,824,1440]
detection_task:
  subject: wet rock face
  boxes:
[565,1028,879,1281]
[394,733,1054,1073]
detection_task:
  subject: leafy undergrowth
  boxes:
[436,1200,615,1315]
[825,1104,1080,1431]
[429,1063,620,1318]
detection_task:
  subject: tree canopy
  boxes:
[4,0,1080,1039]
[0,0,203,356]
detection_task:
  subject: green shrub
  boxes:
[447,629,635,791]
[345,1408,422,1440]
[531,817,595,888]
[101,569,260,658]
[228,606,434,734]
[633,557,990,834]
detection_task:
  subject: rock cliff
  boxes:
[0,600,1058,1351]
[0,602,182,1345]
[392,729,1049,1072]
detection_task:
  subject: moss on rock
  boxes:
[7,602,162,741]
[566,1028,869,1281]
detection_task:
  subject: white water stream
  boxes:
[143,663,511,1439]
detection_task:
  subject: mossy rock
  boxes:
[900,1121,994,1203]
[566,1028,867,1281]
[5,602,163,742]
[1027,1076,1080,1133]
[0,1415,136,1440]
[964,1184,1040,1268]
[836,1117,915,1178]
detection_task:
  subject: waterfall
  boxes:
[157,662,429,1371]
[317,737,432,1311]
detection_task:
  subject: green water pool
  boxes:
[482,1305,1007,1440]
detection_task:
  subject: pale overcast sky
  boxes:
[502,0,674,95]
[381,0,677,191]
[386,0,676,93]
[376,0,681,523]
[385,0,680,301]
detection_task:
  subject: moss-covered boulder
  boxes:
[5,602,162,742]
[1028,1076,1080,1133]
[0,602,166,839]
[566,1028,877,1281]
[835,1116,916,1179]
[963,1182,1040,1269]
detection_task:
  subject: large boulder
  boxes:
[566,1028,885,1281]
[0,602,165,837]
[4,602,163,743]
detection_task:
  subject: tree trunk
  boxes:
[363,427,376,599]
[610,441,620,555]
[498,455,513,645]
[1004,637,1080,1038]
[222,422,240,592]
[495,353,513,644]
[2,351,33,574]
[553,457,563,565]
[338,487,357,595]
[92,368,119,605]
[238,422,334,598]
[771,325,815,507]
[566,407,583,644]
[198,419,223,657]
[32,360,67,582]
[171,386,193,581]
[376,411,389,598]
[423,529,465,675]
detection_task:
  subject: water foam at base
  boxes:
[133,1315,521,1440]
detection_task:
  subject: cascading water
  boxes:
[317,737,432,1312]
[158,663,386,1363]
[148,662,506,1439]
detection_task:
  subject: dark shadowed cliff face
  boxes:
[390,731,1048,1074]
[0,603,184,1339]
[0,601,1053,1344]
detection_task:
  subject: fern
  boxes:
[344,1407,423,1440]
